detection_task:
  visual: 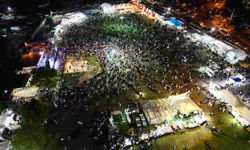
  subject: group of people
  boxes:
[40,5,250,149]
[47,12,233,148]
[57,12,228,103]
[52,11,232,106]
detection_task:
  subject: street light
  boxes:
[210,27,216,33]
[167,7,171,12]
[6,6,14,14]
[7,6,12,11]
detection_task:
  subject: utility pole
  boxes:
[229,9,235,25]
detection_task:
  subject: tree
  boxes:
[12,100,61,150]
[30,66,59,88]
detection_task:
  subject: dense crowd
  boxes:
[50,14,234,149]
[55,12,228,105]
[38,6,250,150]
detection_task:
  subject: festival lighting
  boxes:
[39,51,44,56]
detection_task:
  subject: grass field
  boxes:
[144,110,250,150]
[79,56,102,83]
[62,55,102,87]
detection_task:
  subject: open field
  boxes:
[62,55,102,87]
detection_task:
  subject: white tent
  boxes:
[100,3,116,15]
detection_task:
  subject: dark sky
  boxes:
[1,0,130,15]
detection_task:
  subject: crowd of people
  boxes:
[46,12,234,149]
[39,4,250,149]
[51,11,232,106]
